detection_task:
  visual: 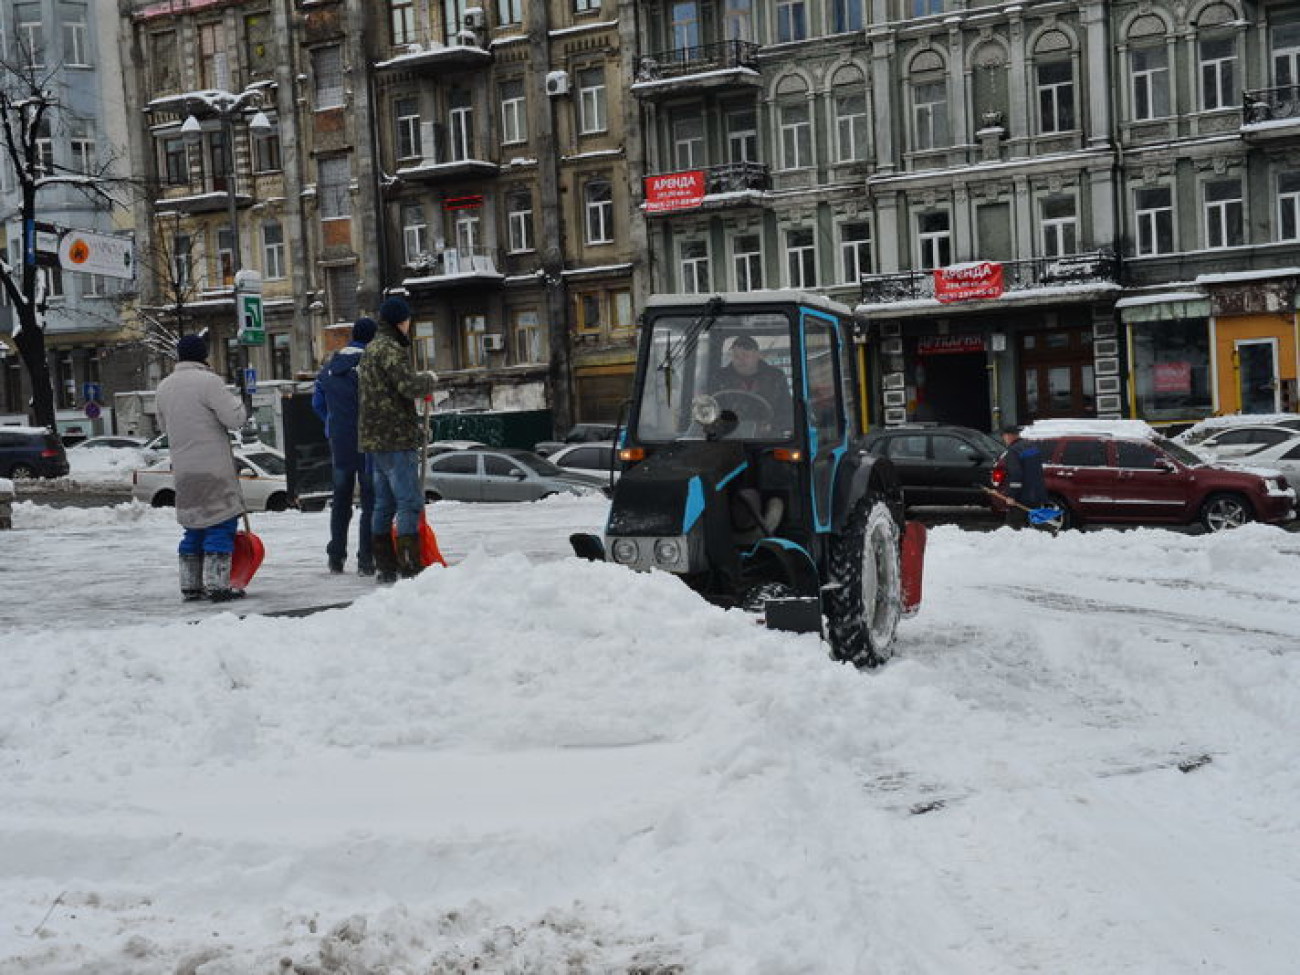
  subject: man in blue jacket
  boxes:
[1000,424,1048,529]
[313,317,377,574]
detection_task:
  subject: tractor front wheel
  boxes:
[825,496,902,669]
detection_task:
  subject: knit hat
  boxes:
[352,316,378,344]
[176,334,208,363]
[378,296,411,327]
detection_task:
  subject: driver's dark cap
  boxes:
[730,334,759,350]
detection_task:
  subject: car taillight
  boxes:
[990,465,1006,488]
[40,449,59,458]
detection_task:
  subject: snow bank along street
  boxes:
[3,498,1300,973]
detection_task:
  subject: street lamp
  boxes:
[180,86,274,417]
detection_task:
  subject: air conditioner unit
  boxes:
[406,42,424,55]
[482,334,505,353]
[464,7,486,29]
[545,70,570,97]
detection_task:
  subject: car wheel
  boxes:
[265,493,288,512]
[152,489,175,508]
[9,462,37,479]
[1048,493,1080,531]
[1200,492,1253,532]
[825,494,902,670]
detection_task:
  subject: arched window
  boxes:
[1128,15,1171,121]
[909,50,948,151]
[830,66,869,163]
[1033,30,1075,133]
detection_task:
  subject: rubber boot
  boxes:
[203,551,246,603]
[179,554,205,602]
[395,534,424,579]
[371,534,399,585]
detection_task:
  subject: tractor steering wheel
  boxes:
[712,388,774,423]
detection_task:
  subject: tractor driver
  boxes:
[712,334,793,433]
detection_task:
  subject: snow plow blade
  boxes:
[763,596,822,635]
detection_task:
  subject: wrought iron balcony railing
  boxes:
[635,39,760,84]
[703,161,770,194]
[1243,86,1300,124]
[860,252,1119,305]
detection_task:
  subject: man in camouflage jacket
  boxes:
[358,296,437,581]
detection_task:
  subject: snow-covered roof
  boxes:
[1195,268,1300,286]
[1113,291,1206,308]
[1,424,54,435]
[1171,413,1300,444]
[1021,418,1160,440]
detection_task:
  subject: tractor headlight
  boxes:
[610,538,640,564]
[653,538,682,565]
[691,394,721,427]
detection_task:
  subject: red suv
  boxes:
[990,430,1296,531]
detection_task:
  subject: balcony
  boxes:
[375,34,492,75]
[642,162,770,216]
[1241,86,1300,142]
[153,178,253,214]
[859,252,1120,311]
[403,247,505,291]
[395,123,499,183]
[631,40,761,101]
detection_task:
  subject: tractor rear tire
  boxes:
[825,495,902,669]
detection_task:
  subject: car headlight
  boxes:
[611,538,639,564]
[653,538,682,565]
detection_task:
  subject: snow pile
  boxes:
[66,445,155,487]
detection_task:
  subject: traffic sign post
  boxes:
[238,292,265,346]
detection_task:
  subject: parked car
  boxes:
[989,425,1296,531]
[143,426,257,456]
[1204,431,1300,483]
[862,424,1005,507]
[68,435,150,452]
[533,422,619,457]
[1189,424,1300,464]
[131,447,291,511]
[0,426,70,479]
[423,447,608,502]
[427,439,487,457]
[546,441,622,487]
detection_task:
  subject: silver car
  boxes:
[423,448,608,502]
[132,447,291,511]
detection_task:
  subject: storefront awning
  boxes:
[1115,293,1210,323]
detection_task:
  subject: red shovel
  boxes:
[390,393,446,568]
[230,512,266,589]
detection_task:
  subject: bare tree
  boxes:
[0,51,121,429]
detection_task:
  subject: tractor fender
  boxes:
[743,537,821,597]
[831,450,904,535]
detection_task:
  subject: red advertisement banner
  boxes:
[644,171,707,213]
[934,262,1005,303]
[917,335,987,355]
[1153,361,1192,394]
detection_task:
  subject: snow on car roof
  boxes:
[1021,418,1160,440]
[1171,413,1300,444]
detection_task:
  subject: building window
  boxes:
[576,292,604,332]
[262,221,285,280]
[839,220,873,283]
[326,265,358,323]
[70,135,95,175]
[149,31,179,93]
[727,107,757,163]
[216,226,235,287]
[507,191,534,253]
[1279,172,1300,241]
[395,97,422,160]
[198,22,226,89]
[1131,318,1211,421]
[833,0,863,33]
[779,100,812,169]
[500,80,527,145]
[584,180,613,244]
[1037,60,1074,133]
[1199,36,1235,111]
[63,19,89,67]
[35,121,53,176]
[834,86,868,162]
[577,66,607,134]
[1204,178,1243,249]
[785,227,815,289]
[1040,196,1077,257]
[391,0,416,46]
[462,315,486,367]
[917,210,951,268]
[612,289,633,329]
[449,88,473,160]
[245,12,275,79]
[673,114,705,170]
[1273,23,1300,88]
[672,1,700,50]
[498,0,523,26]
[313,46,345,109]
[1134,186,1173,255]
[253,129,281,172]
[318,157,351,219]
[1130,46,1170,120]
[913,0,945,13]
[912,79,948,150]
[680,239,710,293]
[172,233,192,290]
[401,203,427,263]
[732,233,762,291]
[724,0,753,41]
[513,310,542,363]
[776,1,807,43]
[454,210,481,258]
[15,5,44,68]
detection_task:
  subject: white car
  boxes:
[1189,423,1300,464]
[1207,431,1300,482]
[132,447,290,512]
[546,441,621,486]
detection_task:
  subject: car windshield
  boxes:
[633,310,795,442]
[243,452,286,475]
[1155,437,1205,467]
[971,431,1005,455]
[517,453,563,476]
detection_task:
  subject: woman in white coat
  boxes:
[155,334,248,601]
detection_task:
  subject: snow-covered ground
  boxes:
[3,498,1300,974]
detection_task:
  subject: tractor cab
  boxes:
[572,291,923,667]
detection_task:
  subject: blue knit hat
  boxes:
[378,296,411,326]
[352,316,378,344]
[176,334,208,362]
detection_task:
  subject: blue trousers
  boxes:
[179,516,239,555]
[371,449,423,538]
[328,456,374,567]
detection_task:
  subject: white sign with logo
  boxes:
[57,230,135,280]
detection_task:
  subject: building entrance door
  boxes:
[1018,325,1095,420]
[1236,338,1279,413]
[916,351,991,431]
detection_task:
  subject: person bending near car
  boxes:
[358,297,438,583]
[155,333,249,602]
[1000,424,1048,529]
[713,334,792,430]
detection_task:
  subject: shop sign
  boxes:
[1153,360,1192,393]
[644,170,706,212]
[934,261,1005,303]
[917,335,987,355]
